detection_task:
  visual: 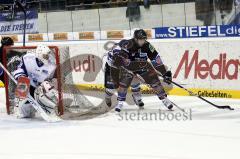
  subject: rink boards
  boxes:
[0,37,239,99]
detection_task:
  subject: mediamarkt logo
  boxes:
[173,50,240,80]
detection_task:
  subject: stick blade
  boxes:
[216,105,234,110]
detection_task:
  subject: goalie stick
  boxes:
[0,62,62,122]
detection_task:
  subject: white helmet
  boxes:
[35,44,51,64]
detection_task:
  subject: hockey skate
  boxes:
[161,97,173,110]
[115,101,124,112]
[132,94,144,109]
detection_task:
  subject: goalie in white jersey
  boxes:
[13,44,59,118]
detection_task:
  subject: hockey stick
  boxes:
[134,60,236,111]
[121,60,234,111]
[0,62,62,122]
[156,72,234,111]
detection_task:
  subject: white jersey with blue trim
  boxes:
[13,53,56,88]
[106,45,121,67]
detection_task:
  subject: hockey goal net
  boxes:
[3,46,97,116]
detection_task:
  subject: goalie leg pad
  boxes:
[34,81,59,114]
[14,98,36,118]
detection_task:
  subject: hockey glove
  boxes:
[163,70,172,84]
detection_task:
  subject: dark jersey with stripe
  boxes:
[119,38,164,70]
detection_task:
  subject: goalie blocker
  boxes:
[15,76,30,99]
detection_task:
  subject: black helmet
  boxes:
[1,37,14,46]
[134,29,147,40]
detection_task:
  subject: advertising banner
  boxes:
[1,38,239,98]
[54,33,68,41]
[107,31,124,39]
[155,25,240,39]
[0,9,38,34]
[65,39,240,98]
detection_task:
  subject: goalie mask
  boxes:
[35,44,51,65]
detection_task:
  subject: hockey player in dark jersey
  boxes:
[0,37,14,84]
[104,40,144,108]
[112,29,173,112]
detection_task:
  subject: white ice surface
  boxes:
[0,88,240,159]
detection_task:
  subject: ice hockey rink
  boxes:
[0,88,240,159]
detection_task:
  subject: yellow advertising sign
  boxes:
[54,33,68,41]
[107,31,124,39]
[28,34,43,41]
[79,32,95,40]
